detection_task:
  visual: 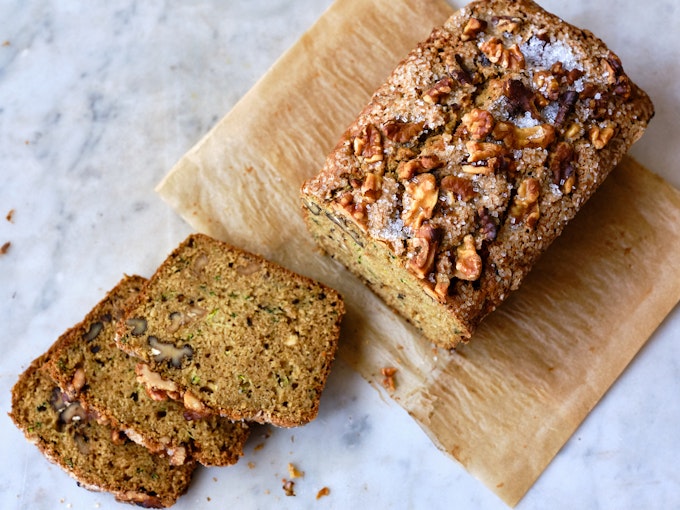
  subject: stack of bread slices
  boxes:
[9,233,344,507]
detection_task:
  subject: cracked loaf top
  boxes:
[301,0,654,335]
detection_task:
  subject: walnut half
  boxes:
[461,108,495,140]
[589,124,615,150]
[401,173,439,230]
[479,37,525,70]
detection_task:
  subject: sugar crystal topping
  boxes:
[521,36,583,72]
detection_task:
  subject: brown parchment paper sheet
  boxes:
[156,0,680,505]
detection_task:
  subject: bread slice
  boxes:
[116,234,345,427]
[43,275,250,466]
[300,0,654,349]
[9,352,195,508]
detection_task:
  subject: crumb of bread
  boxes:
[287,463,304,479]
[381,367,398,392]
[316,487,331,499]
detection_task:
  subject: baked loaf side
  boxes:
[116,234,345,427]
[301,0,654,349]
[44,275,250,467]
[9,353,195,508]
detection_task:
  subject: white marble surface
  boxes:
[1,1,679,509]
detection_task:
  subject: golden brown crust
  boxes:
[301,0,654,349]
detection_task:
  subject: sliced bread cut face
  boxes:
[116,233,345,427]
[9,353,195,508]
[44,274,250,467]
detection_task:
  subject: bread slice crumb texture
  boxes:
[117,234,345,427]
[9,354,195,508]
[44,275,250,467]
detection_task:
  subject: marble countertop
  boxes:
[1,1,678,509]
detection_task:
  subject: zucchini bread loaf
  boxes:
[116,234,345,427]
[300,0,654,349]
[44,275,250,467]
[10,352,195,508]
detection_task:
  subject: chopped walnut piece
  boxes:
[519,124,556,149]
[408,224,440,279]
[480,37,503,62]
[183,390,208,414]
[69,367,87,394]
[532,70,560,101]
[493,122,555,149]
[550,142,577,193]
[441,175,476,202]
[361,173,382,203]
[451,53,474,85]
[480,38,525,70]
[419,154,443,171]
[353,124,383,163]
[454,235,482,281]
[465,140,504,163]
[613,75,632,99]
[148,336,193,368]
[601,57,619,85]
[192,252,209,274]
[135,363,181,401]
[383,120,425,144]
[553,90,579,127]
[589,125,615,149]
[58,402,88,425]
[126,317,148,336]
[401,173,439,229]
[282,479,296,497]
[564,122,582,140]
[495,16,522,34]
[504,79,542,119]
[82,321,103,342]
[351,201,368,223]
[461,162,495,176]
[461,17,487,41]
[432,252,454,301]
[397,155,443,180]
[462,108,495,139]
[381,367,398,392]
[167,446,188,466]
[510,178,541,227]
[423,77,455,104]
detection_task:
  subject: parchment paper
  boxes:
[156,0,680,505]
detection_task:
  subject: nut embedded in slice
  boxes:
[43,275,250,468]
[116,234,345,428]
[9,353,196,508]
